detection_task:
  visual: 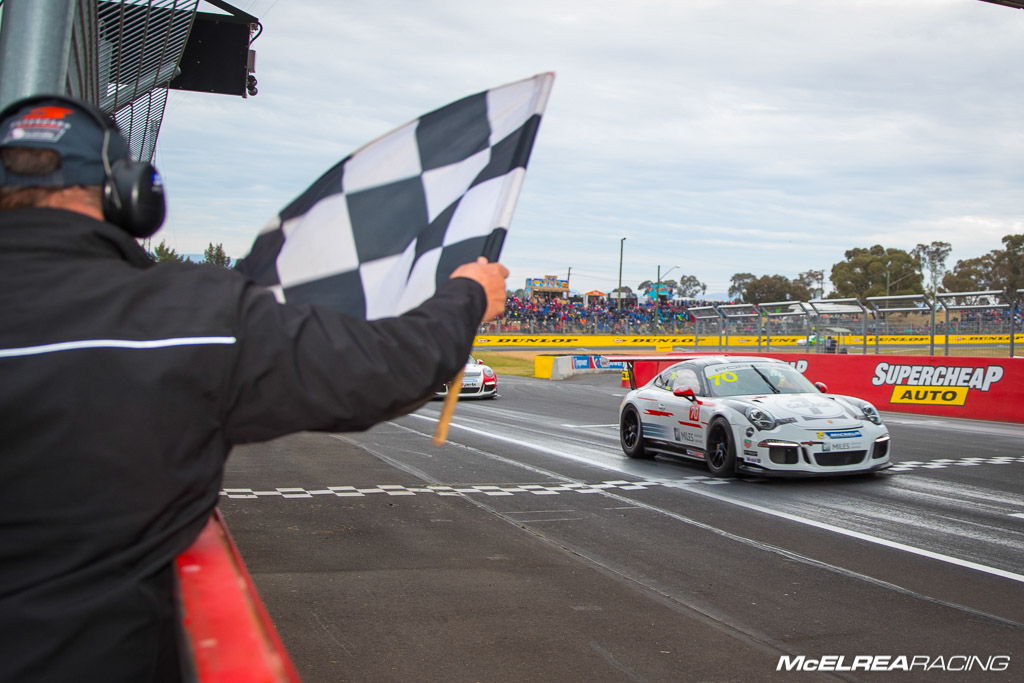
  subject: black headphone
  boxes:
[0,93,166,238]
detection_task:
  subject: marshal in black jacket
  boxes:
[0,207,486,682]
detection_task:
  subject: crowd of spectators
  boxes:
[487,296,726,334]
[482,296,1024,336]
[944,306,1024,334]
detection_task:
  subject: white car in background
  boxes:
[435,356,498,399]
[618,356,891,477]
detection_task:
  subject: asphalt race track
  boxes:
[219,373,1024,682]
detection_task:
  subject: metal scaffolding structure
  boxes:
[0,0,256,161]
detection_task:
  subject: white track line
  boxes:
[411,413,1024,585]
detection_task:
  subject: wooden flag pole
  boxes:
[435,293,492,446]
[432,366,465,445]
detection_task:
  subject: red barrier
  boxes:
[608,352,1024,424]
[175,510,301,682]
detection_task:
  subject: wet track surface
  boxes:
[220,373,1024,682]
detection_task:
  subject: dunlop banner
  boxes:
[473,334,1024,348]
[474,335,698,347]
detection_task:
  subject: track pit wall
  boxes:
[614,352,1024,424]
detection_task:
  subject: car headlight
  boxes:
[482,367,495,379]
[861,403,882,425]
[745,406,777,431]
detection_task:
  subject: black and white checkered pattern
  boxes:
[886,455,1024,472]
[218,456,1024,499]
[236,73,554,319]
[219,477,732,499]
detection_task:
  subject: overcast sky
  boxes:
[154,0,1024,298]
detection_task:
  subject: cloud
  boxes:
[157,0,1024,296]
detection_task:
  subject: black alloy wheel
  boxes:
[705,420,737,477]
[620,406,650,459]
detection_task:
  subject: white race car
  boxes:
[435,356,498,399]
[616,355,891,477]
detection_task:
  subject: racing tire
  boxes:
[620,405,650,459]
[705,419,736,477]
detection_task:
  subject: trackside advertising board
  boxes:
[610,353,1024,424]
[472,334,1024,348]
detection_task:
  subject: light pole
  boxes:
[656,265,679,297]
[617,237,626,309]
[885,267,914,296]
[656,265,678,324]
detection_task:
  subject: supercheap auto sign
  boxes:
[777,354,1023,423]
[873,362,1004,407]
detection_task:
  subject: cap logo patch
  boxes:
[3,105,75,144]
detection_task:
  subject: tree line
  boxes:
[615,234,1024,304]
[154,233,1024,303]
[149,239,232,267]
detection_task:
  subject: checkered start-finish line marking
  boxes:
[219,456,1024,499]
[219,477,733,500]
[887,455,1024,472]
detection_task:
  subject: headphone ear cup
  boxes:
[102,159,166,238]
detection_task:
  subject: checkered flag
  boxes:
[236,73,554,319]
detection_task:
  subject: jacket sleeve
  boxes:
[222,277,486,444]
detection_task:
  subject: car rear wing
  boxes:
[602,354,697,390]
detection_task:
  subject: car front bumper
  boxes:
[436,377,497,398]
[735,459,893,478]
[735,425,891,477]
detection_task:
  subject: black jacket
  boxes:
[0,208,485,681]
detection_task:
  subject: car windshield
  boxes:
[702,363,817,397]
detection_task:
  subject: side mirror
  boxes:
[476,359,484,365]
[814,381,828,393]
[673,387,697,402]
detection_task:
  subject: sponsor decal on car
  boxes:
[817,430,861,439]
[872,362,1004,406]
[822,441,860,452]
[673,428,700,443]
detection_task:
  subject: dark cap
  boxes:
[0,95,131,188]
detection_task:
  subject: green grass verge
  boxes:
[471,351,539,377]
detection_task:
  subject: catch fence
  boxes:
[485,290,1024,357]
